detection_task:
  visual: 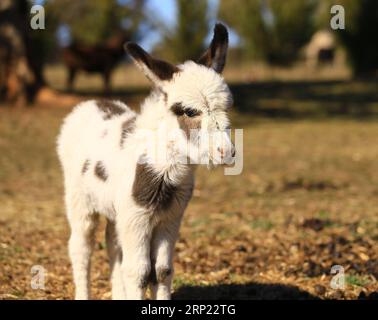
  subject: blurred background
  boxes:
[0,0,377,300]
[1,0,378,104]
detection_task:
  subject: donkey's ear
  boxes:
[124,42,179,84]
[197,23,229,73]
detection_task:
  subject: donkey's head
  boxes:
[125,23,235,166]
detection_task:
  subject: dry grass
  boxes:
[0,64,377,299]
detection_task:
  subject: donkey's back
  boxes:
[58,99,136,167]
[57,99,137,219]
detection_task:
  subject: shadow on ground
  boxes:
[230,79,378,118]
[62,79,378,119]
[173,283,319,300]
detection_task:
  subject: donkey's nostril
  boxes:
[231,147,236,157]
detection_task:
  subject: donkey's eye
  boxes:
[184,108,201,117]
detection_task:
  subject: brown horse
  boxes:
[62,33,129,94]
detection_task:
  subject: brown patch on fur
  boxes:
[177,116,202,138]
[81,159,90,174]
[132,163,178,211]
[96,100,125,120]
[139,273,150,289]
[170,103,202,138]
[149,266,172,285]
[94,161,108,181]
[171,102,185,116]
[120,117,136,148]
[162,91,168,104]
[157,267,172,283]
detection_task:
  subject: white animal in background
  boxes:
[57,23,235,300]
[305,30,336,67]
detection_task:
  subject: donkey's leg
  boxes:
[149,218,181,300]
[103,68,111,95]
[67,209,99,300]
[67,67,76,91]
[118,214,152,300]
[105,219,126,300]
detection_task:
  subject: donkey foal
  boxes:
[57,23,235,300]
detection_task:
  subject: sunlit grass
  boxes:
[1,64,378,299]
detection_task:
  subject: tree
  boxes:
[0,0,148,105]
[332,0,378,77]
[45,0,146,45]
[158,0,209,63]
[219,0,316,65]
[0,0,42,105]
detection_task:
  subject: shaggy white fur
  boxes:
[57,23,234,300]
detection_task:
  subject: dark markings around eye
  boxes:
[184,108,200,117]
[170,102,202,117]
[171,103,184,116]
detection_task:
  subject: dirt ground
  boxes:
[0,64,377,300]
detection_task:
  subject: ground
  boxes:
[0,63,377,299]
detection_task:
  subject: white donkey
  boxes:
[57,23,235,300]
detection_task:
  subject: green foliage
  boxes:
[249,219,274,231]
[159,0,209,62]
[345,274,371,287]
[219,0,316,65]
[45,0,146,45]
[29,0,378,76]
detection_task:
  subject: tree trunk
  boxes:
[0,0,43,105]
